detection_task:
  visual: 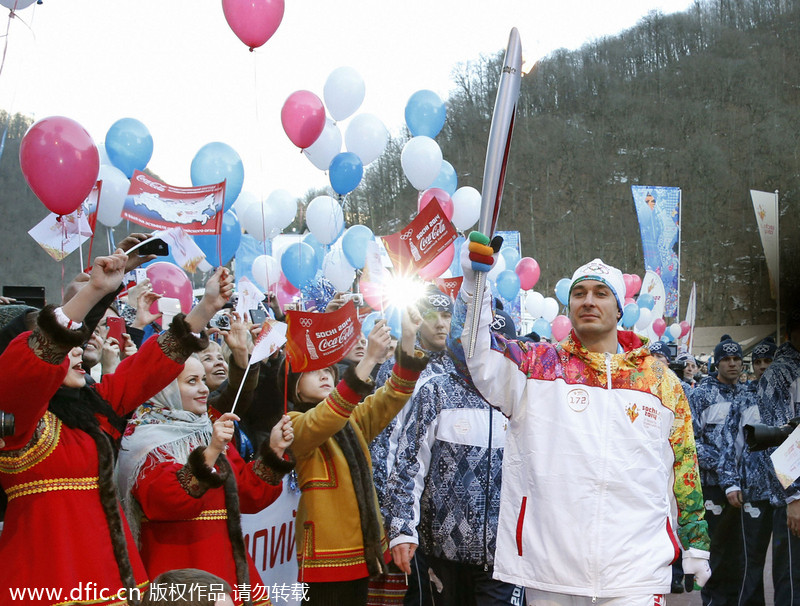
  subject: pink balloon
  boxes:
[222,0,285,51]
[624,273,642,298]
[281,91,326,149]
[417,188,454,221]
[146,262,194,322]
[652,317,667,338]
[679,320,691,338]
[418,243,455,281]
[551,315,572,342]
[275,271,301,308]
[624,297,636,307]
[19,116,100,216]
[515,257,540,290]
[361,267,392,310]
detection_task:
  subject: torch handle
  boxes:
[467,272,487,359]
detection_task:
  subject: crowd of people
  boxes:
[0,230,798,606]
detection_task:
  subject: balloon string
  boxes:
[252,49,272,290]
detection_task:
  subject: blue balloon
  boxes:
[405,89,446,138]
[430,160,457,195]
[637,293,656,310]
[495,270,521,301]
[620,302,640,329]
[194,211,241,267]
[329,152,364,196]
[385,306,403,340]
[448,235,466,277]
[341,224,374,269]
[281,242,317,290]
[532,318,552,340]
[500,247,520,270]
[105,118,153,178]
[360,311,382,337]
[302,232,325,271]
[190,142,244,211]
[555,278,571,306]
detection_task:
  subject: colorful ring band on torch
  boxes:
[468,241,494,258]
[469,251,495,266]
[468,231,491,245]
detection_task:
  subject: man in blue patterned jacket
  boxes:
[689,335,747,604]
[383,294,524,606]
[753,307,800,601]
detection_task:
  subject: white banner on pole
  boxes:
[750,189,779,299]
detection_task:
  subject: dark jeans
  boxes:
[404,550,434,606]
[771,505,800,606]
[306,577,369,606]
[737,500,773,606]
[702,485,744,606]
[427,554,525,606]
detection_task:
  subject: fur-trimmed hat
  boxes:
[569,259,625,312]
[714,334,743,363]
[751,336,777,361]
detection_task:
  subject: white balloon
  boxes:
[322,243,356,291]
[96,165,130,227]
[345,113,388,166]
[251,255,280,291]
[266,189,298,230]
[451,186,481,231]
[306,196,344,245]
[401,136,442,190]
[541,297,560,323]
[323,66,365,122]
[232,190,258,218]
[241,201,281,241]
[0,0,36,10]
[525,291,545,318]
[635,307,653,331]
[303,119,342,171]
[668,323,682,340]
[487,254,506,282]
[96,143,112,168]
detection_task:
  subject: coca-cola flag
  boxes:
[381,199,457,274]
[435,277,463,302]
[122,170,225,235]
[285,301,361,372]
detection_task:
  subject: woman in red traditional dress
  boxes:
[116,355,294,606]
[0,249,233,606]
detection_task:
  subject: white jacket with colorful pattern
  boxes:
[459,287,709,598]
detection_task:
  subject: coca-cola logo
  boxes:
[418,218,448,253]
[317,322,355,353]
[135,174,166,192]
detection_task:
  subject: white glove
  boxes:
[459,232,499,297]
[682,548,711,588]
[460,242,477,295]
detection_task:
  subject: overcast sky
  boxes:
[1,0,694,203]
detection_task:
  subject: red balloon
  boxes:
[146,262,194,324]
[276,271,300,308]
[624,273,642,298]
[679,320,691,338]
[222,0,285,51]
[515,257,540,290]
[418,243,455,281]
[281,91,326,149]
[19,116,100,215]
[417,188,454,221]
[652,317,667,338]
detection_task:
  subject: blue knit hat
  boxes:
[649,340,672,363]
[751,336,777,361]
[714,334,743,364]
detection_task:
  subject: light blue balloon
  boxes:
[500,247,520,270]
[637,293,656,310]
[361,311,382,337]
[385,306,403,340]
[190,142,244,211]
[281,242,317,290]
[448,235,465,277]
[431,160,457,195]
[405,89,446,138]
[532,318,552,340]
[620,302,640,329]
[105,118,153,178]
[555,278,571,306]
[302,232,325,271]
[496,270,521,301]
[329,152,363,196]
[342,224,374,270]
[194,211,241,267]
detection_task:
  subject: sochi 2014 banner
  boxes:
[380,198,457,274]
[631,186,681,318]
[122,170,225,235]
[285,301,361,372]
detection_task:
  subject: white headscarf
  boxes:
[115,378,213,542]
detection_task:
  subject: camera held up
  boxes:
[744,417,800,451]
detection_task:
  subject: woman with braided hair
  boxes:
[0,250,233,606]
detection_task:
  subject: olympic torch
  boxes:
[467,27,522,359]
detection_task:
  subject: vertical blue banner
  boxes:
[495,230,522,331]
[631,186,681,317]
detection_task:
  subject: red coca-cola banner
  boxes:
[285,301,361,373]
[434,276,463,301]
[380,199,457,274]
